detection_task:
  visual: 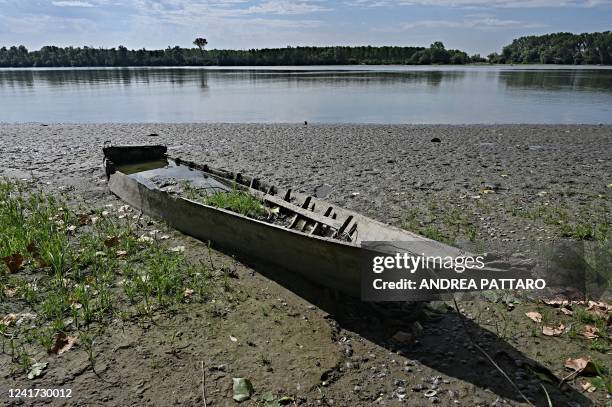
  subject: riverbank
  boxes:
[1,124,610,247]
[1,123,610,406]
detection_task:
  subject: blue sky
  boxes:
[0,0,610,55]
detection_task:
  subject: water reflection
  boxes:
[0,68,460,89]
[0,68,211,89]
[499,69,612,92]
[0,67,610,123]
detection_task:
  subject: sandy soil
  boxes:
[0,124,610,406]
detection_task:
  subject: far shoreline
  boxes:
[2,64,612,70]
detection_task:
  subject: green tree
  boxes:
[193,38,208,51]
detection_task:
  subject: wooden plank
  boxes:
[253,191,345,230]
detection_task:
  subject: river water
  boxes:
[1,65,611,123]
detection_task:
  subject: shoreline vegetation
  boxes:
[1,31,610,67]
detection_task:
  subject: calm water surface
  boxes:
[1,66,611,123]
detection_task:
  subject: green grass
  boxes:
[402,205,476,245]
[0,178,230,376]
[204,190,266,218]
[406,195,610,246]
[505,201,610,243]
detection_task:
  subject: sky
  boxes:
[0,0,611,55]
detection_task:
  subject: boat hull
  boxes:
[108,171,364,297]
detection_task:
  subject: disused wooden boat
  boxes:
[103,145,464,298]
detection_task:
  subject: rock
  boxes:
[431,137,441,143]
[481,182,501,191]
[232,378,254,402]
[424,389,438,398]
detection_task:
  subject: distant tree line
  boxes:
[1,32,609,67]
[0,42,479,67]
[488,31,611,65]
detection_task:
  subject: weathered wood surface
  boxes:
[109,171,364,296]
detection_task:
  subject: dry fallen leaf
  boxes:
[26,242,38,255]
[77,213,90,226]
[27,242,47,268]
[229,335,238,342]
[3,252,24,273]
[585,301,611,319]
[525,311,542,323]
[104,236,119,248]
[542,298,569,307]
[564,357,597,376]
[4,286,17,298]
[183,288,194,300]
[116,250,128,257]
[1,313,17,327]
[581,380,596,393]
[560,307,573,316]
[170,246,185,253]
[542,324,565,337]
[587,300,611,312]
[582,325,600,339]
[50,332,78,355]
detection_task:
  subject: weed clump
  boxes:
[203,191,266,218]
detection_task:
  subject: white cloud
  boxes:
[245,1,331,14]
[125,0,327,30]
[129,0,330,17]
[395,17,546,30]
[51,0,95,7]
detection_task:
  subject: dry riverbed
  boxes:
[0,123,610,406]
